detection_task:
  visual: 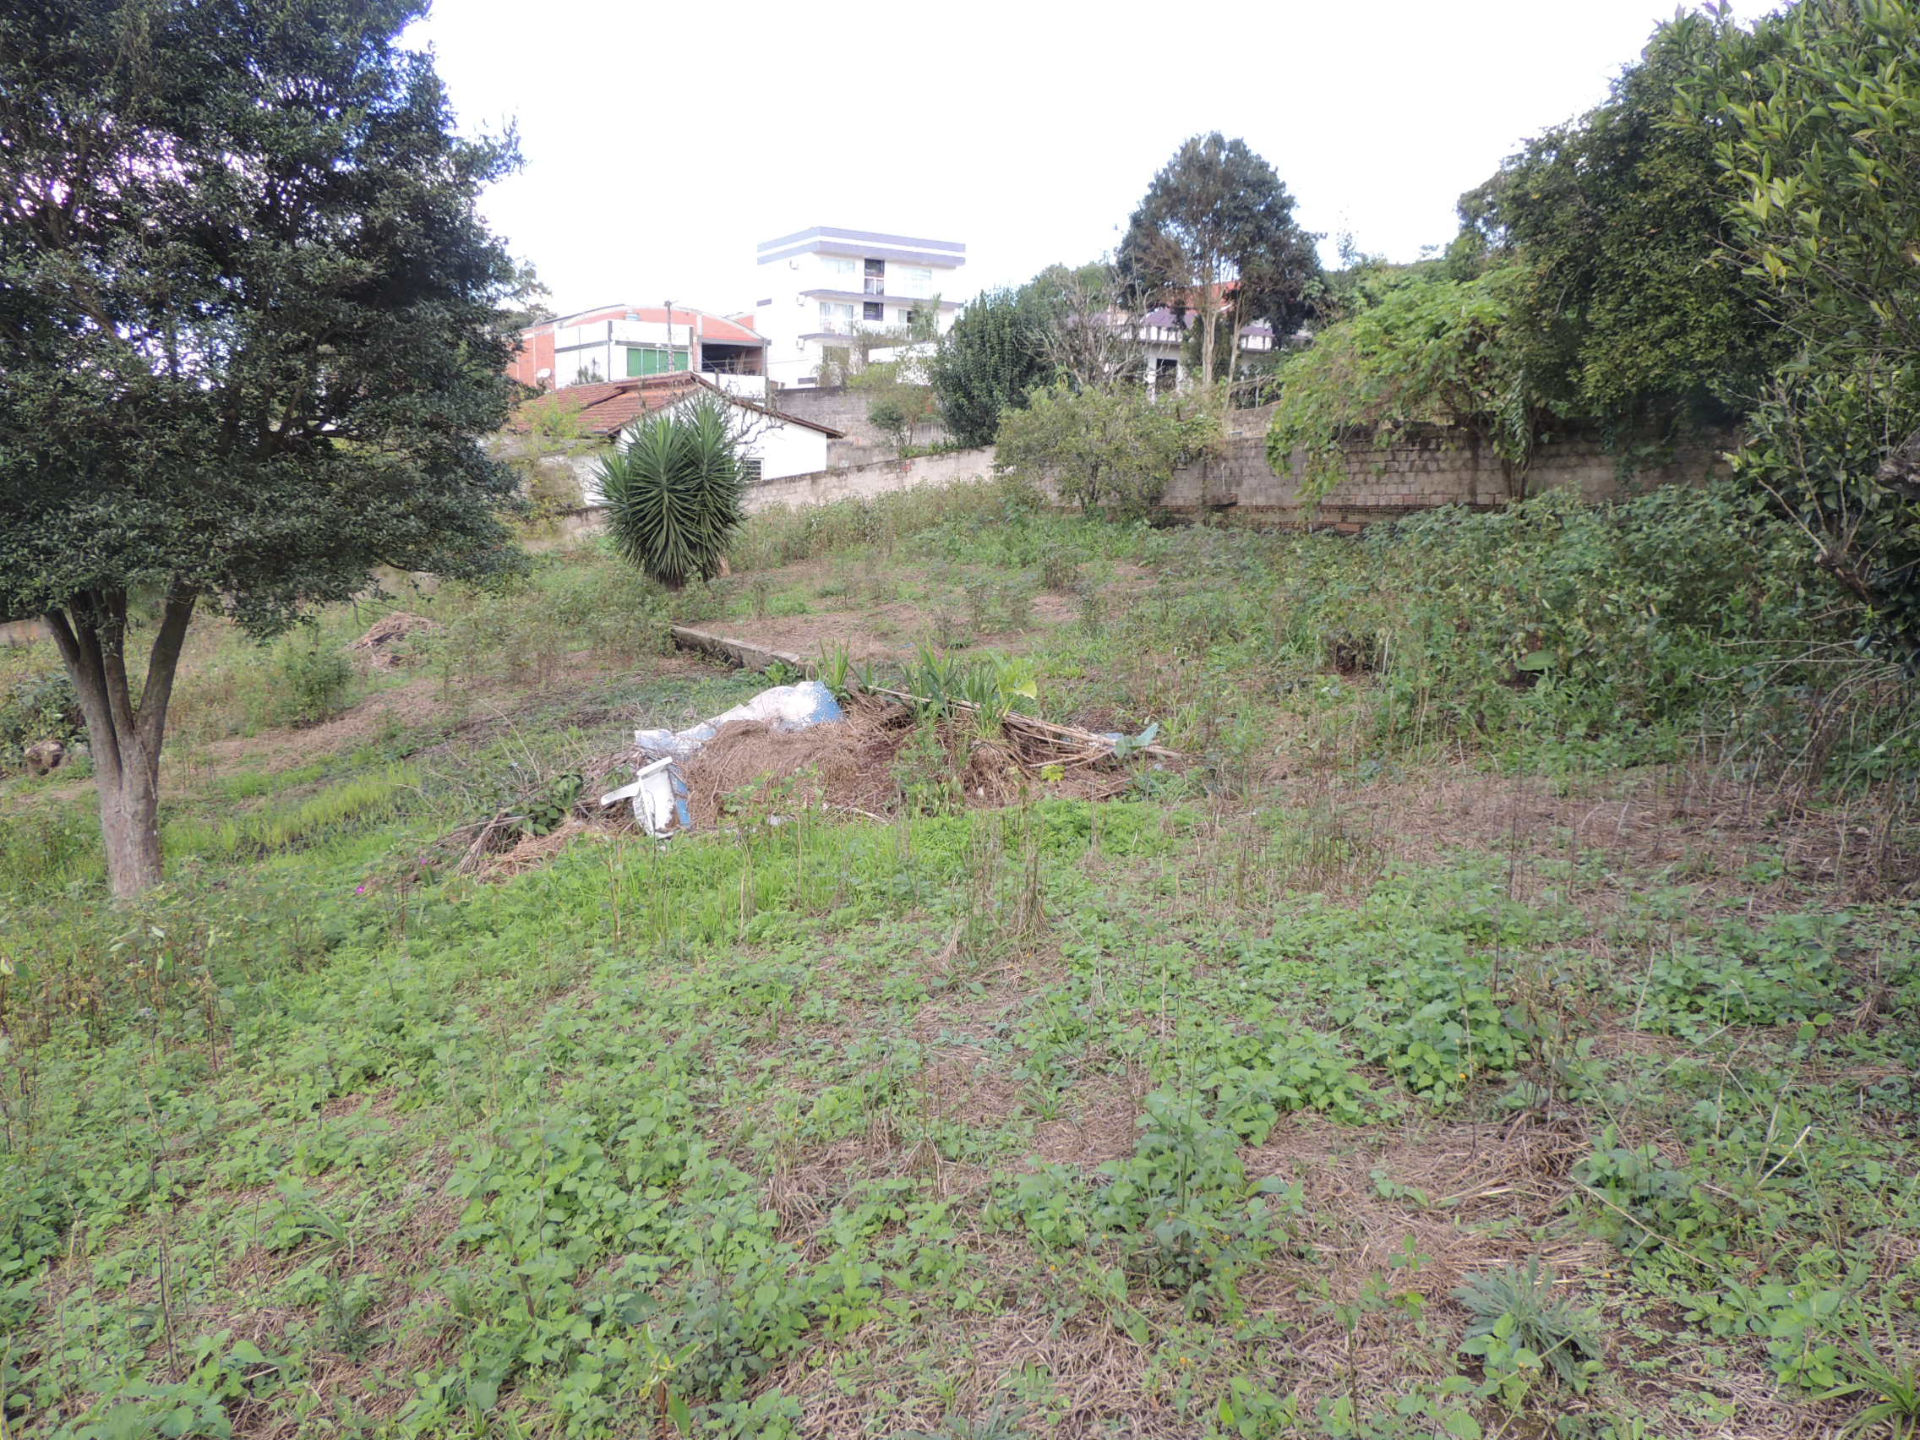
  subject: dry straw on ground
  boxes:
[348,610,440,669]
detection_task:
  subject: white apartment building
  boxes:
[752,226,966,386]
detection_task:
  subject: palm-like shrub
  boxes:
[598,396,746,589]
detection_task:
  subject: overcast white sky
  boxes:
[408,0,1780,319]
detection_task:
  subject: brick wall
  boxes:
[550,411,1734,532]
[1161,406,1731,524]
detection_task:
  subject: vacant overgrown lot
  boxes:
[2,481,1917,1440]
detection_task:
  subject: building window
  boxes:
[740,456,763,484]
[896,265,933,298]
[625,346,684,377]
[863,257,885,295]
[823,255,857,278]
[863,301,884,322]
[818,301,853,332]
[1154,357,1179,394]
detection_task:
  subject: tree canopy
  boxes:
[0,0,528,894]
[1455,9,1779,440]
[1686,0,1920,661]
[1117,134,1321,387]
[1269,0,1919,661]
[927,286,1058,447]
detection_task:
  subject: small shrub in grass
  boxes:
[1454,1257,1603,1398]
[962,578,994,633]
[1076,582,1106,636]
[1039,548,1081,592]
[1335,933,1530,1102]
[543,560,669,663]
[1822,1321,1920,1440]
[1195,1026,1377,1139]
[0,806,102,897]
[1090,1091,1299,1312]
[1571,1125,1724,1255]
[1627,911,1848,1037]
[0,668,83,771]
[996,578,1036,631]
[272,642,353,726]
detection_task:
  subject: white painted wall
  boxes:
[552,321,697,387]
[750,412,831,480]
[706,373,770,401]
[592,394,830,492]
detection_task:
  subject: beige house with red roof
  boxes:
[512,373,844,495]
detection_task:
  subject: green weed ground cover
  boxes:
[1,482,1916,1438]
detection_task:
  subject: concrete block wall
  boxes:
[768,384,951,466]
[1,617,50,648]
[552,415,1732,532]
[1162,407,1731,524]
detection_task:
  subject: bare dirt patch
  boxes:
[1031,1073,1145,1170]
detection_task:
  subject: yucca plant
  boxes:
[598,396,746,590]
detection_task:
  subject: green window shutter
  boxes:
[624,347,686,376]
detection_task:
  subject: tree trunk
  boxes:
[1222,293,1241,394]
[45,589,196,901]
[97,759,164,896]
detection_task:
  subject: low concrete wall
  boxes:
[551,412,1732,534]
[744,446,997,514]
[551,446,999,535]
[1,617,51,648]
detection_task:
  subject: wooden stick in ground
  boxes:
[864,684,1184,761]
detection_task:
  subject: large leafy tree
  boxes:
[1456,11,1781,441]
[1683,0,1920,662]
[1117,133,1321,387]
[0,0,526,897]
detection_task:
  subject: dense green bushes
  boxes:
[0,667,82,771]
[1086,481,1908,781]
[1278,0,1920,666]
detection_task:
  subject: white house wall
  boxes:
[750,412,830,480]
[597,397,830,491]
[552,321,698,387]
